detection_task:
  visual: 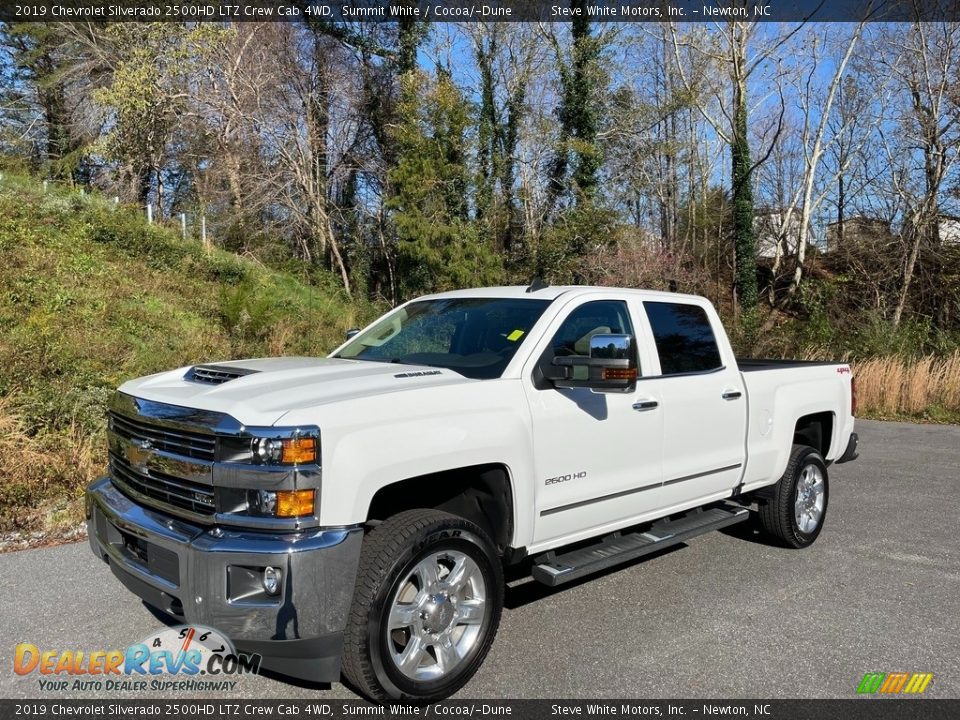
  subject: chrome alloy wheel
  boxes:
[386,550,487,681]
[794,464,825,534]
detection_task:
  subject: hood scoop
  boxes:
[185,364,260,385]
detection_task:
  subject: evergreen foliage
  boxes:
[388,71,503,296]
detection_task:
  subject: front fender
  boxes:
[281,380,535,547]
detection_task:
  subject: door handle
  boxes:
[721,389,743,400]
[632,399,659,411]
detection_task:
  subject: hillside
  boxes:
[0,175,366,544]
[1,175,958,549]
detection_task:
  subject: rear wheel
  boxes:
[341,509,503,701]
[758,444,829,548]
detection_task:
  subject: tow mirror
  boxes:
[345,328,361,340]
[548,334,638,392]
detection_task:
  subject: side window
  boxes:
[541,301,635,381]
[644,301,722,375]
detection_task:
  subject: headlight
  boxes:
[213,426,320,523]
[251,436,317,465]
[218,427,320,466]
[252,438,283,463]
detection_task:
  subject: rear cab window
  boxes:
[642,301,722,375]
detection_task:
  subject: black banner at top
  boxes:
[3,0,960,23]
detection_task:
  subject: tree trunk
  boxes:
[892,220,923,328]
[661,29,678,252]
[731,30,758,314]
[570,9,599,199]
[304,33,352,297]
[136,164,152,206]
[501,81,525,254]
[837,173,845,249]
[225,149,245,224]
[41,84,72,181]
[476,32,496,228]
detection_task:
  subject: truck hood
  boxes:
[118,357,474,426]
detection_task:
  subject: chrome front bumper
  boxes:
[86,476,363,682]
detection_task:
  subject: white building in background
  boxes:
[753,208,802,259]
[938,215,960,245]
[823,213,959,252]
[824,216,893,253]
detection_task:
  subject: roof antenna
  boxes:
[526,276,549,293]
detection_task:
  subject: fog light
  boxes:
[249,489,277,515]
[263,566,282,595]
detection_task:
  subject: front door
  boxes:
[524,297,664,547]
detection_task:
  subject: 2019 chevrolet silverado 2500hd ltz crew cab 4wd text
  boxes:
[86,284,859,701]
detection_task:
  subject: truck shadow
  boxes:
[141,600,186,627]
[252,666,332,691]
[139,602,332,691]
[503,544,685,609]
[716,514,771,546]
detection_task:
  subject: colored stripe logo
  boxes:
[857,672,933,695]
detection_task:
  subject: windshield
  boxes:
[334,297,552,380]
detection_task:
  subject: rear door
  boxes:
[637,300,747,511]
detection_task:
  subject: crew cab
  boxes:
[86,284,859,700]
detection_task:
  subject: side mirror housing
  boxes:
[548,334,638,392]
[345,328,361,340]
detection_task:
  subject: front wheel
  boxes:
[757,444,829,548]
[341,509,503,701]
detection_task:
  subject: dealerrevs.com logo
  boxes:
[14,625,261,693]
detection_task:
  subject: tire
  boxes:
[757,444,829,549]
[341,509,504,702]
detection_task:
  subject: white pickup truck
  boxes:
[86,284,859,700]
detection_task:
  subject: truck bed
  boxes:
[737,356,854,489]
[737,358,842,372]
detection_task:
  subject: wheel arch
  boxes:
[793,411,834,459]
[365,463,516,555]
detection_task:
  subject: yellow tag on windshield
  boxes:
[506,329,525,342]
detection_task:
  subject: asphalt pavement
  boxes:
[1,419,958,700]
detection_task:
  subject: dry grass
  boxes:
[852,351,960,420]
[0,396,103,538]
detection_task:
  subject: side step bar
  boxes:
[531,505,750,587]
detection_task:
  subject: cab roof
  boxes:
[416,285,706,304]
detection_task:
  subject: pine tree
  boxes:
[388,70,502,297]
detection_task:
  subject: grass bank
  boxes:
[0,175,369,544]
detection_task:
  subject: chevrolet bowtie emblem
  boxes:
[125,438,154,473]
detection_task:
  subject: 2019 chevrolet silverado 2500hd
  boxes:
[86,284,859,701]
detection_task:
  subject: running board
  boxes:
[531,506,750,587]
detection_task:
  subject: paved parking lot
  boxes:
[1,419,958,699]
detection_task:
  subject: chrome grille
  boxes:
[109,411,216,462]
[110,452,216,516]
